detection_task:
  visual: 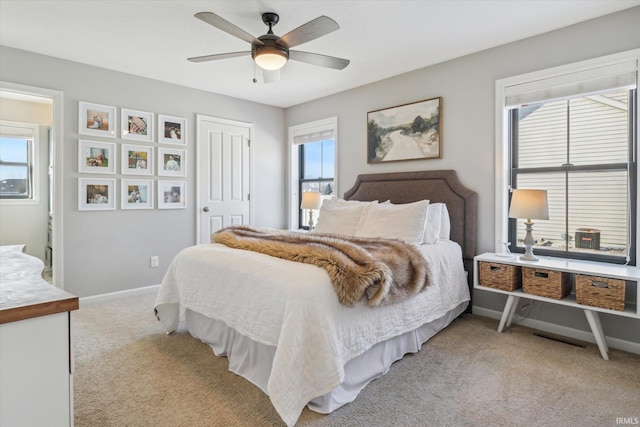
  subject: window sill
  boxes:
[0,198,41,206]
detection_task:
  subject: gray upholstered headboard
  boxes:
[343,170,477,261]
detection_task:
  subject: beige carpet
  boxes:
[74,289,640,427]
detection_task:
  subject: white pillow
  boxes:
[423,203,442,244]
[439,203,451,240]
[311,202,365,236]
[324,197,378,206]
[422,202,452,243]
[354,200,429,244]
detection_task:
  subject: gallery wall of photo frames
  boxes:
[77,101,187,211]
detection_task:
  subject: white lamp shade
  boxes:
[254,52,288,70]
[300,191,322,210]
[508,189,549,220]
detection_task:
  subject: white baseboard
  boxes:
[80,284,160,303]
[472,306,640,356]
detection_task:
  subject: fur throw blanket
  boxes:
[212,226,431,307]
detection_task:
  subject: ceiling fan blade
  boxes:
[187,51,250,63]
[195,12,263,45]
[289,50,350,70]
[278,16,339,48]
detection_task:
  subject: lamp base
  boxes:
[520,219,539,261]
[308,210,315,230]
[519,253,540,262]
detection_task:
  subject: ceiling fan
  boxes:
[188,12,350,81]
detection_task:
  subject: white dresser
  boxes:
[0,245,79,426]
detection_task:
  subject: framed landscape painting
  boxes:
[367,97,442,163]
[79,101,116,138]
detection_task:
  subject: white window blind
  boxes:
[0,124,35,138]
[505,60,637,107]
[293,127,335,145]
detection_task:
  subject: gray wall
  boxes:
[0,98,52,262]
[0,46,285,297]
[285,7,640,343]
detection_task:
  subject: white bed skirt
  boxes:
[186,300,468,415]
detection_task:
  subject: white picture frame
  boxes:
[78,140,116,174]
[121,179,154,210]
[121,108,154,142]
[157,180,186,209]
[158,147,186,177]
[121,144,154,176]
[158,114,186,145]
[78,178,116,211]
[78,101,116,138]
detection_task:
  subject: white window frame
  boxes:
[287,116,338,230]
[0,120,40,205]
[495,49,640,262]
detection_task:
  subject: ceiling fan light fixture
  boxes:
[255,52,288,70]
[253,46,288,70]
[191,12,349,74]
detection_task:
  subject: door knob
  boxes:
[203,206,210,212]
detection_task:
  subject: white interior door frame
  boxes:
[195,114,254,243]
[0,81,64,288]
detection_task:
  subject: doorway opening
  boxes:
[0,82,64,288]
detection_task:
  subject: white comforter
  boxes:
[155,239,469,427]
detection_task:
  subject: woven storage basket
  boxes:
[479,262,521,291]
[576,274,625,311]
[522,267,570,299]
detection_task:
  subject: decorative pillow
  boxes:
[324,197,378,206]
[311,202,365,236]
[354,199,429,244]
[423,203,442,244]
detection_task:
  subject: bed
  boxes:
[154,170,477,426]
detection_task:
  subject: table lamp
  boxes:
[508,189,549,261]
[300,191,322,230]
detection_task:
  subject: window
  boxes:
[0,121,39,202]
[288,117,337,230]
[509,90,635,263]
[299,138,334,228]
[496,50,639,265]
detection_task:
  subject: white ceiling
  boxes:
[1,0,639,108]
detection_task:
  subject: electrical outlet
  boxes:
[150,256,159,268]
